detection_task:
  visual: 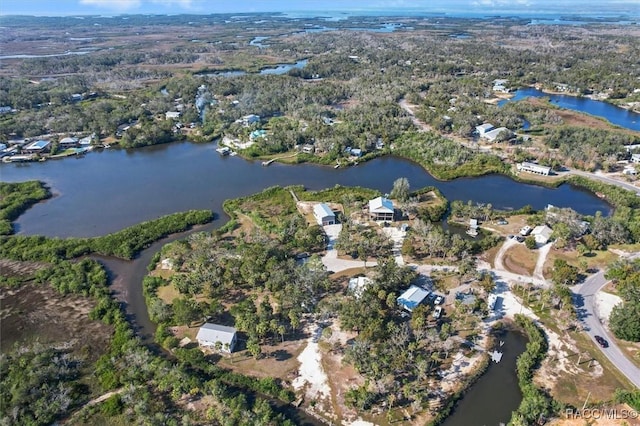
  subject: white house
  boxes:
[348,276,372,299]
[196,323,237,353]
[166,111,181,120]
[631,153,640,164]
[313,203,336,226]
[475,123,495,136]
[482,127,511,142]
[517,162,551,176]
[369,196,394,221]
[59,137,79,147]
[23,140,51,153]
[531,225,553,245]
[397,286,430,312]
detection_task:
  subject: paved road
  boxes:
[568,169,640,195]
[574,271,640,389]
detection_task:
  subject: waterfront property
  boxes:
[313,203,336,226]
[516,162,551,176]
[369,196,394,221]
[196,323,237,353]
[59,137,79,148]
[397,285,429,312]
[531,225,553,245]
[23,140,51,153]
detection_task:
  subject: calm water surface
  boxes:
[1,142,609,237]
[500,87,640,131]
[441,330,527,426]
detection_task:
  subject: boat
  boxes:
[334,164,340,169]
[216,146,231,155]
[595,192,606,199]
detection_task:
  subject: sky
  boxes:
[0,0,638,16]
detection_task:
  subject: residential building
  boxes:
[475,123,494,136]
[516,162,551,176]
[23,140,50,153]
[631,153,640,164]
[397,286,430,312]
[250,129,267,140]
[301,144,315,154]
[196,323,237,353]
[313,203,336,226]
[531,225,553,245]
[242,114,260,126]
[165,111,181,120]
[369,196,394,222]
[348,276,372,299]
[482,127,511,142]
[59,137,79,148]
[350,148,363,157]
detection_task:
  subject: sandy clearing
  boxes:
[347,420,376,426]
[594,291,623,325]
[292,337,331,401]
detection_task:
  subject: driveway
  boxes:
[574,271,640,389]
[533,242,552,281]
[321,224,366,273]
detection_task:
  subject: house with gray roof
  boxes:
[196,323,237,353]
[397,285,430,312]
[313,203,336,226]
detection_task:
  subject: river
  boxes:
[499,87,640,131]
[1,142,610,238]
[0,143,609,425]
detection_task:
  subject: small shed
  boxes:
[196,323,237,353]
[313,203,335,226]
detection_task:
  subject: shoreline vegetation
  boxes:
[0,209,213,262]
[0,181,51,235]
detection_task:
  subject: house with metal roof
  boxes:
[397,285,430,312]
[23,140,50,153]
[516,162,551,176]
[196,323,237,353]
[313,203,336,226]
[475,123,495,136]
[369,196,394,222]
[532,225,553,245]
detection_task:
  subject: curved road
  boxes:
[569,169,640,196]
[574,271,640,389]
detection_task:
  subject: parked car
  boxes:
[432,306,443,319]
[594,335,608,348]
[434,296,444,305]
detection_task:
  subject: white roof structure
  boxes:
[532,225,553,244]
[369,197,394,214]
[482,127,510,142]
[397,285,430,312]
[476,123,494,135]
[348,276,372,299]
[313,203,335,225]
[196,323,237,352]
[59,137,78,144]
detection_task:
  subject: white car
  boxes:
[432,306,443,319]
[434,296,444,305]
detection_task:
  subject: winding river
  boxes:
[1,143,611,425]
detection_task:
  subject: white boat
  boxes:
[216,146,231,155]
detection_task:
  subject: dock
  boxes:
[216,146,231,156]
